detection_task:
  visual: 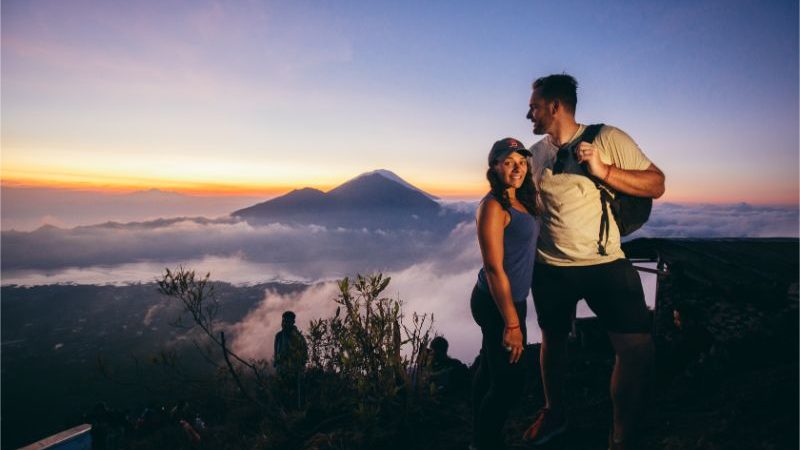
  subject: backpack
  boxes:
[575,124,652,255]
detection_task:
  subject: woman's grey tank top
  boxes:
[476,196,540,303]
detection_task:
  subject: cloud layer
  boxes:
[3,202,794,276]
[631,202,798,239]
[1,217,439,277]
[2,202,726,361]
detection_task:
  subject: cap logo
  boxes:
[507,139,519,148]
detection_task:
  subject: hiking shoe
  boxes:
[609,437,625,450]
[522,408,567,445]
[608,430,627,450]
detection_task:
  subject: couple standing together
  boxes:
[471,73,666,450]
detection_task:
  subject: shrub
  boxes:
[306,274,433,418]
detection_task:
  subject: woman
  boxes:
[471,137,540,450]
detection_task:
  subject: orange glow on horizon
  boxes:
[0,176,316,197]
[1,175,488,199]
[2,175,796,205]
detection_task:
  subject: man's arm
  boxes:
[576,141,666,198]
[602,162,665,198]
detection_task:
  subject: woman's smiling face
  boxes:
[494,152,528,189]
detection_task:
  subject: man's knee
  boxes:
[541,330,570,358]
[542,329,569,345]
[609,332,654,364]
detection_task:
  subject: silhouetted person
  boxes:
[274,311,308,408]
[274,311,308,372]
[428,336,469,397]
[523,73,665,449]
[667,303,713,381]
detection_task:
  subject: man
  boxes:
[273,311,308,373]
[522,74,665,450]
[274,311,308,408]
[427,336,469,397]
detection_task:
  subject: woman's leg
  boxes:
[471,286,527,448]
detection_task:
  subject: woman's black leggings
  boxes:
[470,284,527,449]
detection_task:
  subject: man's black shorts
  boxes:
[531,258,651,334]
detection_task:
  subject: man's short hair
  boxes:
[430,336,449,354]
[282,311,296,321]
[532,73,578,114]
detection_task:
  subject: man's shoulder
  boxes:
[446,356,468,369]
[595,124,635,144]
[530,136,556,163]
[530,135,554,151]
[593,124,650,169]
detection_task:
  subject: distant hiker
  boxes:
[274,311,308,372]
[274,310,308,408]
[427,336,469,397]
[471,137,540,449]
[523,73,665,449]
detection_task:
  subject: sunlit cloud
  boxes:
[632,203,799,239]
[230,282,342,361]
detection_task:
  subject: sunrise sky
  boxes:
[2,0,798,203]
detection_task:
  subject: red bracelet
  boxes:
[505,324,520,330]
[603,164,613,183]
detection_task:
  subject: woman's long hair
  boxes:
[486,163,539,216]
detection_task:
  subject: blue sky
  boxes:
[2,0,798,202]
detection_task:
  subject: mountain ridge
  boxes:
[232,170,463,231]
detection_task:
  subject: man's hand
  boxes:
[575,141,665,198]
[575,141,609,180]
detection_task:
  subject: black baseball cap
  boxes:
[488,137,532,166]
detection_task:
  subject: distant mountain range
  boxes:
[232,170,469,231]
[0,186,262,231]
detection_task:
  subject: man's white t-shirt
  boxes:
[531,124,652,266]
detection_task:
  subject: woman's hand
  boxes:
[503,325,524,364]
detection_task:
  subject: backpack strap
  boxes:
[579,124,604,146]
[578,124,610,256]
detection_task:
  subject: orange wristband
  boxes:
[505,324,520,330]
[603,165,613,183]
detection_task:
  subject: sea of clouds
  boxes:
[635,202,799,238]
[2,202,795,278]
[4,202,793,360]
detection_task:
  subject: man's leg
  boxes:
[582,259,653,445]
[540,329,569,413]
[527,263,575,444]
[608,331,654,444]
[522,329,570,444]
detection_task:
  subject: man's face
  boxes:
[281,317,294,330]
[527,88,553,136]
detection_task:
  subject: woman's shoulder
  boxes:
[478,193,503,211]
[477,194,509,223]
